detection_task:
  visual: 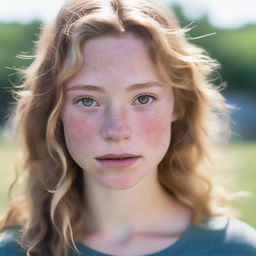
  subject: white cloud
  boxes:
[0,0,255,28]
[0,0,65,23]
[171,0,256,28]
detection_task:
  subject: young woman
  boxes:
[0,0,255,255]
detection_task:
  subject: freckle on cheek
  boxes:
[140,115,169,146]
[141,119,164,135]
[66,118,97,141]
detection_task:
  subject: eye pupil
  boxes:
[82,98,93,106]
[138,95,149,104]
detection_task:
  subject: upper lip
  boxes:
[96,153,140,159]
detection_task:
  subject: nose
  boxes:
[101,106,131,142]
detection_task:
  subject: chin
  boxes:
[98,172,144,190]
[103,183,137,190]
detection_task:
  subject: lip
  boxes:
[96,157,141,168]
[96,153,140,159]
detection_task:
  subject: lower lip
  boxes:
[96,157,141,168]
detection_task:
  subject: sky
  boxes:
[0,0,255,28]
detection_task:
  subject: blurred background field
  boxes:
[0,0,255,228]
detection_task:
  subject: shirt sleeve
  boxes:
[0,227,26,256]
[223,217,256,254]
[187,217,256,255]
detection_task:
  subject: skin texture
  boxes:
[62,32,175,190]
[61,32,191,255]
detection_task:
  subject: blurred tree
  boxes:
[173,5,256,92]
[0,6,255,125]
[0,21,41,124]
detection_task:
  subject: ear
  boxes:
[171,112,178,122]
[171,101,185,122]
[171,105,180,122]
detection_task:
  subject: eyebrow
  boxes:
[66,81,164,93]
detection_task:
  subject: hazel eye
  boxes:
[75,97,98,107]
[74,95,156,107]
[135,95,156,105]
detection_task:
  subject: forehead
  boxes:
[66,32,165,89]
[83,32,148,57]
[81,32,153,71]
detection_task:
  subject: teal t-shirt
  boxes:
[0,217,256,255]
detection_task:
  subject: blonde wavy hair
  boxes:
[0,0,239,255]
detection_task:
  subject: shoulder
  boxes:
[224,217,256,248]
[0,227,26,256]
[190,216,256,255]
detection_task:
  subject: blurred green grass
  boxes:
[0,130,255,228]
[223,142,256,227]
[0,130,17,213]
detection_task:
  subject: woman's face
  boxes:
[61,32,175,190]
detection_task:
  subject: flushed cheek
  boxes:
[62,113,98,147]
[137,110,172,147]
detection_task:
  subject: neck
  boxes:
[83,169,190,239]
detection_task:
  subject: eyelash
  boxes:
[74,94,157,107]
